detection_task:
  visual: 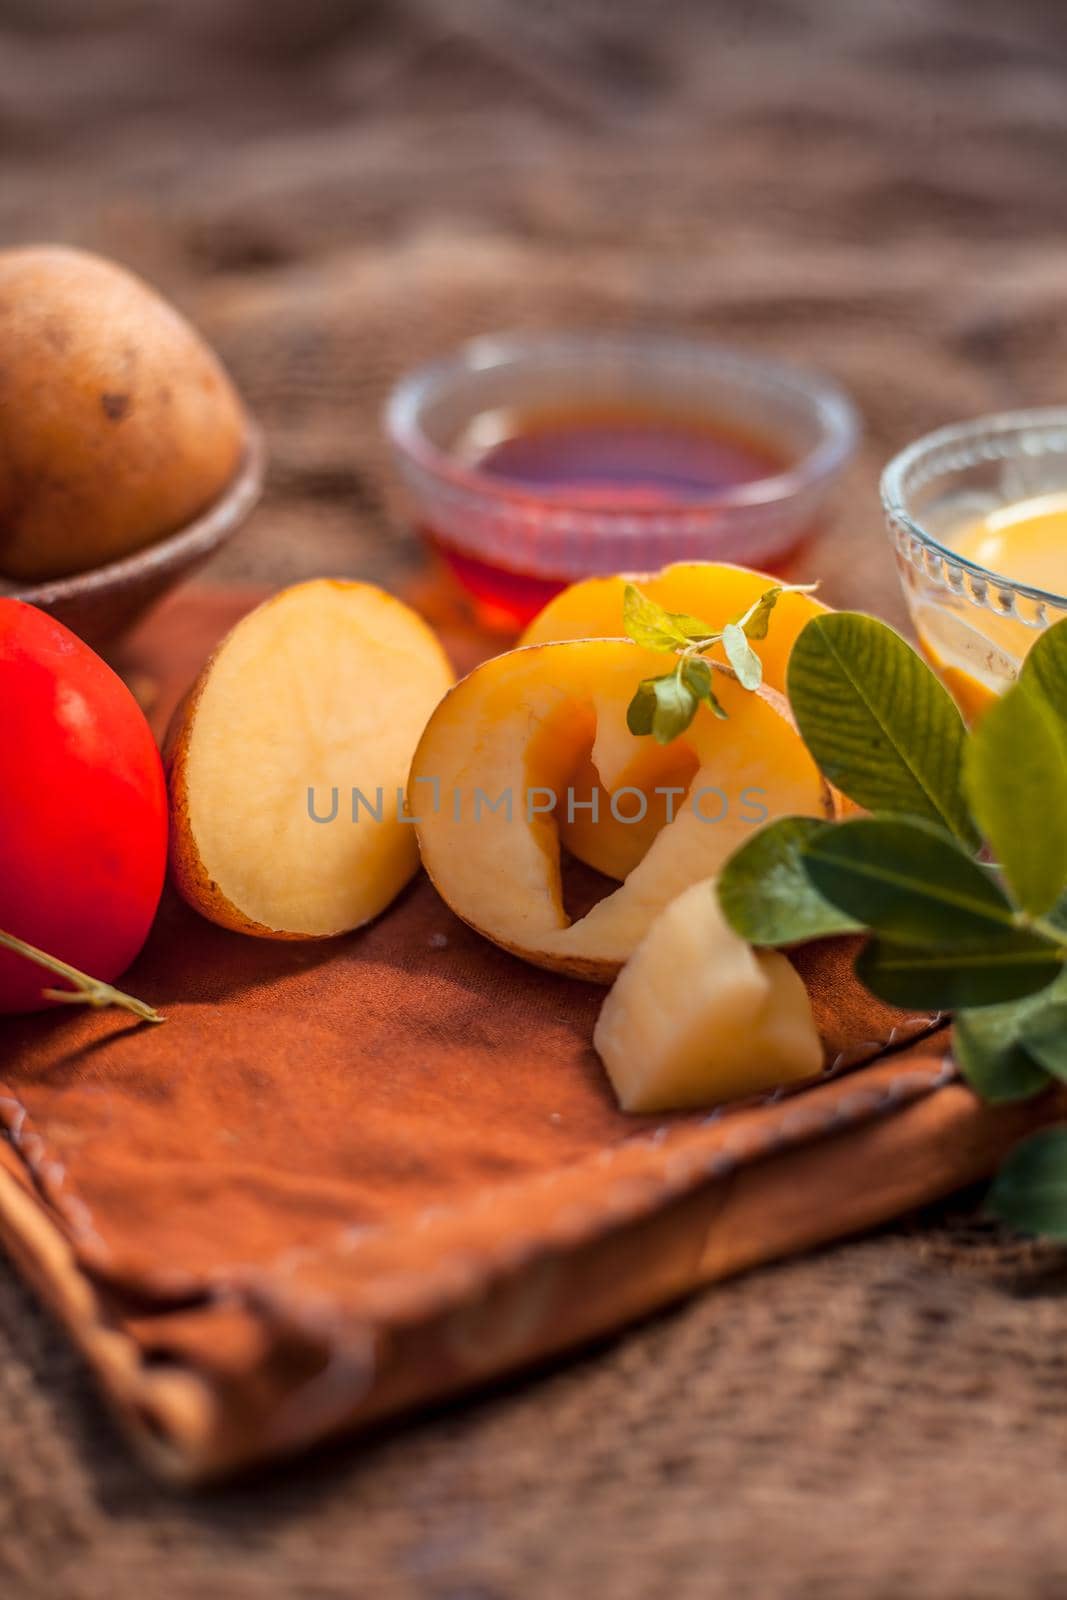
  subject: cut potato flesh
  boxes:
[410,638,833,979]
[522,562,827,878]
[562,744,699,882]
[594,880,824,1112]
[167,580,453,938]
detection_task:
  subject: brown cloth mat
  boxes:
[3,580,1065,1486]
[5,0,1067,1593]
[8,585,1057,1481]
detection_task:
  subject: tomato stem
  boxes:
[0,929,164,1025]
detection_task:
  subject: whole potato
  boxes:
[0,246,248,581]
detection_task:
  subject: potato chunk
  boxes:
[411,638,834,981]
[594,879,823,1112]
[520,562,828,880]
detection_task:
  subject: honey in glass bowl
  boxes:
[386,332,858,630]
[953,494,1067,594]
[883,412,1067,723]
[438,401,788,624]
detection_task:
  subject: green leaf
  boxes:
[987,1128,1067,1239]
[802,816,1023,948]
[717,817,862,946]
[1020,1002,1067,1081]
[739,586,782,642]
[626,677,659,737]
[1020,614,1067,713]
[856,937,1065,1010]
[722,622,763,690]
[646,673,698,745]
[964,679,1067,916]
[622,585,694,652]
[786,613,979,847]
[957,970,1067,1101]
[681,655,712,696]
[681,657,727,719]
[628,665,724,742]
[954,1021,1050,1103]
[666,609,718,641]
[954,999,1054,1104]
[735,583,818,641]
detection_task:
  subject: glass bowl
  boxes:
[385,331,858,626]
[882,410,1067,718]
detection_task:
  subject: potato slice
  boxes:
[521,562,827,878]
[594,880,824,1112]
[411,638,834,980]
[168,580,453,938]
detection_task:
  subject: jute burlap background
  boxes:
[3,1,1067,1593]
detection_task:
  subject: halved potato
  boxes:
[521,562,828,877]
[594,879,824,1112]
[410,638,834,980]
[167,580,453,938]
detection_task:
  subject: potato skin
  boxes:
[0,246,248,581]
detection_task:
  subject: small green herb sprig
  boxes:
[716,609,1067,1238]
[622,581,816,744]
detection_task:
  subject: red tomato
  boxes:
[0,601,167,1014]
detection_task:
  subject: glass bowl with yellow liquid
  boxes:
[882,410,1067,720]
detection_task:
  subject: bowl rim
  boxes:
[385,329,859,516]
[3,425,266,607]
[881,407,1067,609]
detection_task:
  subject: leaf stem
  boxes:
[1028,915,1067,949]
[0,929,164,1025]
[678,582,820,665]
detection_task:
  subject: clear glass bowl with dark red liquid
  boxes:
[385,331,858,627]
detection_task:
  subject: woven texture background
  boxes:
[3,0,1067,1593]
